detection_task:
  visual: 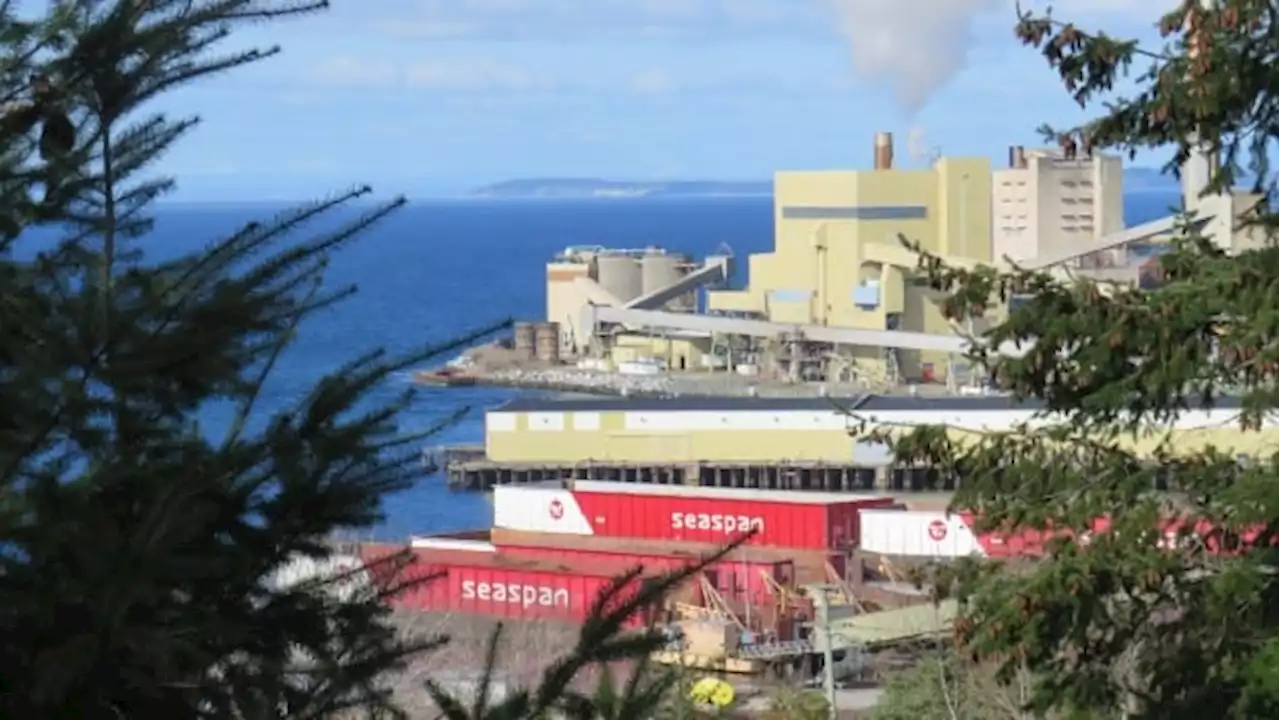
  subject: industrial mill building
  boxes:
[533,131,1271,390]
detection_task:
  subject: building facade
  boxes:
[706,133,994,380]
[990,146,1125,265]
[482,396,1269,466]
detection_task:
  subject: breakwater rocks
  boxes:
[417,365,888,399]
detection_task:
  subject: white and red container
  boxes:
[857,509,1274,560]
[857,509,1111,559]
[860,509,1011,559]
[493,481,895,551]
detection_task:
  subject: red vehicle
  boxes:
[493,481,894,551]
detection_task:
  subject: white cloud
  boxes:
[302,56,557,93]
[821,0,1163,114]
[406,62,558,92]
[629,70,677,94]
[379,0,1155,42]
[312,56,400,90]
[381,0,825,41]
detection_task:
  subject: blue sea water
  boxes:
[38,193,1184,539]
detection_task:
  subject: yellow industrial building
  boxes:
[705,133,992,381]
[608,332,712,372]
[483,396,1276,466]
[540,132,1271,388]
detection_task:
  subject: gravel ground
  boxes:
[377,611,610,718]
[443,343,980,400]
[374,610,907,719]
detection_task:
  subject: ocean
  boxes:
[34,193,1185,539]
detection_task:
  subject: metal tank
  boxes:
[594,253,643,304]
[512,321,536,360]
[535,322,561,363]
[641,251,694,312]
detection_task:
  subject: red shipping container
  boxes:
[493,482,895,551]
[385,548,654,625]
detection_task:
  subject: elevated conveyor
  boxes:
[585,305,1028,358]
[624,256,731,310]
[1021,213,1209,270]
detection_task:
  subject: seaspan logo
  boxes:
[548,499,565,520]
[461,580,570,608]
[671,511,764,535]
[927,520,948,542]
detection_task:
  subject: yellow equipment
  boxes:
[689,677,736,709]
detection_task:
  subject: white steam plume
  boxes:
[823,0,1001,114]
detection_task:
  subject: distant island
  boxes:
[471,171,1179,199]
[469,178,773,199]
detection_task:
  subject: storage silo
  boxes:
[512,322,536,360]
[640,252,683,295]
[641,251,693,312]
[594,253,643,304]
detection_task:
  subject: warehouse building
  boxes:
[483,395,1270,466]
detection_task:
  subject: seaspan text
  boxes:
[671,511,765,535]
[461,580,571,608]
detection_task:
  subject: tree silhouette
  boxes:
[876,1,1277,717]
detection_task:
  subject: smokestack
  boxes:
[874,132,894,170]
[1008,145,1027,169]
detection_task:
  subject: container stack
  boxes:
[363,481,899,641]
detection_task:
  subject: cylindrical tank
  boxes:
[641,252,694,312]
[640,252,683,291]
[594,253,643,304]
[535,322,561,363]
[513,322,536,360]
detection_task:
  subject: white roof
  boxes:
[569,480,891,505]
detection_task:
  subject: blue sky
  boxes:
[152,0,1166,200]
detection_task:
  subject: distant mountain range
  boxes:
[472,170,1180,199]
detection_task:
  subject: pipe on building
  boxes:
[1008,145,1027,169]
[874,132,894,170]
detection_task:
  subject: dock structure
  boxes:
[444,458,948,493]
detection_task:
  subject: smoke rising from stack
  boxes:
[823,0,1000,113]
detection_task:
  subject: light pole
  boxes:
[813,591,838,720]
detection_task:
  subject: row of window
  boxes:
[996,178,1096,189]
[996,195,1097,205]
[997,225,1096,233]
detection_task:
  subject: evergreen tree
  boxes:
[0,6,735,715]
[878,1,1277,718]
[0,1,466,716]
